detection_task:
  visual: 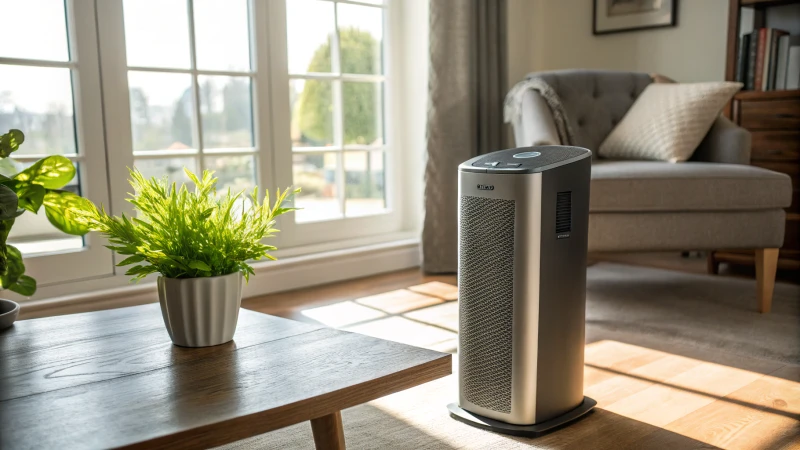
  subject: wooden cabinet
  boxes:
[713,91,800,272]
[736,91,800,268]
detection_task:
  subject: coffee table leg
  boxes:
[311,411,346,450]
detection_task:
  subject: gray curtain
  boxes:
[422,0,508,274]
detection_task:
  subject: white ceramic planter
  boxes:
[0,298,19,331]
[157,272,243,347]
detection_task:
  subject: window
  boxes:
[122,0,258,197]
[268,0,401,249]
[0,0,407,297]
[0,0,113,286]
[285,0,387,223]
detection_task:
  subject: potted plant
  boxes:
[0,129,89,330]
[73,167,298,347]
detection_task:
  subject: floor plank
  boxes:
[664,369,800,449]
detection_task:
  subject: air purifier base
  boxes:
[447,397,597,437]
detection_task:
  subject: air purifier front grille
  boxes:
[459,196,515,414]
[556,191,571,234]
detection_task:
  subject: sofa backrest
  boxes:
[526,70,652,151]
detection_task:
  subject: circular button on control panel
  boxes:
[513,151,541,159]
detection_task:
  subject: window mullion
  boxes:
[186,0,205,173]
[332,1,346,217]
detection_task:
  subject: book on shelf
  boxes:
[776,35,791,89]
[778,36,800,90]
[754,29,767,91]
[735,34,750,83]
[766,29,788,90]
[788,46,800,90]
[746,30,759,90]
[738,28,796,92]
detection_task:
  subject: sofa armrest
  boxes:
[691,116,751,165]
[512,89,561,147]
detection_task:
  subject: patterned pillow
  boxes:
[598,82,742,162]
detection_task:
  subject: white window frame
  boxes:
[100,0,405,254]
[4,0,413,301]
[97,0,274,226]
[266,0,404,249]
[1,0,113,289]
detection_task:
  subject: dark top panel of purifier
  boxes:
[459,146,591,174]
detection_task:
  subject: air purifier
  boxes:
[447,145,596,436]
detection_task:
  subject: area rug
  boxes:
[220,262,800,449]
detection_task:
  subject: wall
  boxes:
[507,0,729,85]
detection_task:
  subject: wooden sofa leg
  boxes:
[755,248,779,313]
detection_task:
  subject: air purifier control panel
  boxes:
[461,146,591,174]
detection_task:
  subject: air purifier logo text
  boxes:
[477,184,494,191]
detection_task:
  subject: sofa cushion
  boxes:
[598,82,743,162]
[590,161,792,212]
[529,70,652,152]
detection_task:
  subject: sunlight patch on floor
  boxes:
[356,289,444,314]
[408,281,458,300]
[300,281,460,351]
[405,302,458,332]
[300,301,386,328]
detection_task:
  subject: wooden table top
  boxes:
[0,304,452,449]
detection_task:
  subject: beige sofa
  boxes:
[510,70,792,313]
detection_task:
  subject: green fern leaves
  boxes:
[74,168,299,282]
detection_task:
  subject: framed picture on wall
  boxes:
[593,0,677,35]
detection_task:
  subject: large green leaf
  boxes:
[43,190,92,236]
[0,219,10,276]
[0,129,24,158]
[0,218,13,246]
[0,244,24,289]
[7,274,36,296]
[0,184,19,221]
[116,254,144,266]
[14,155,76,189]
[15,183,45,213]
[188,260,211,271]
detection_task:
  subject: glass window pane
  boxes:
[199,76,253,149]
[123,0,191,69]
[0,0,69,61]
[286,0,335,74]
[135,157,198,187]
[343,82,383,146]
[128,71,195,151]
[203,155,256,196]
[194,0,250,72]
[345,151,385,217]
[293,152,340,222]
[291,79,334,148]
[0,65,76,155]
[337,3,383,75]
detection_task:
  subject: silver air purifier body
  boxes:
[448,146,595,436]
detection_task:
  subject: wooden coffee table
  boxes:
[0,304,451,449]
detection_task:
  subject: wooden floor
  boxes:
[243,257,800,449]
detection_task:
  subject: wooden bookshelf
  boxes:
[741,0,798,6]
[734,89,800,100]
[711,0,800,277]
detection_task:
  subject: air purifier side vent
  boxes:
[556,191,571,236]
[459,196,515,414]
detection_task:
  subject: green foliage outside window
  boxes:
[295,28,382,146]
